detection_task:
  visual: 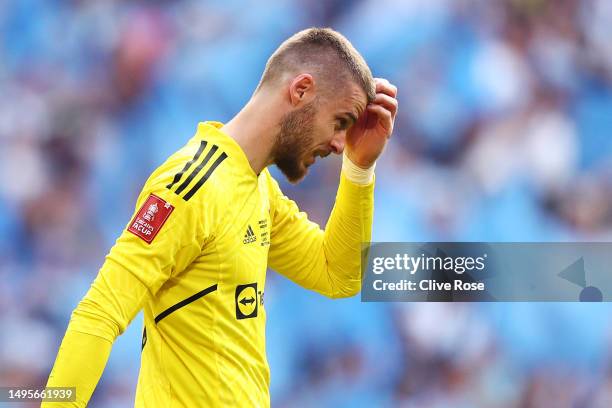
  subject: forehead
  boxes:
[326,82,367,115]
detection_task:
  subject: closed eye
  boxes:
[335,117,349,131]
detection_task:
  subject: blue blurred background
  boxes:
[1,0,612,407]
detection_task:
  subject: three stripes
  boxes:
[166,140,227,201]
[244,225,255,239]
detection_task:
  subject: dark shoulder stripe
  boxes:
[174,144,219,196]
[166,140,207,190]
[155,284,218,324]
[183,152,228,201]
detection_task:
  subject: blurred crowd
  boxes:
[1,0,612,406]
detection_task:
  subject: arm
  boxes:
[267,157,375,298]
[268,78,398,298]
[43,183,212,407]
[42,265,147,407]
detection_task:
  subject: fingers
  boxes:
[367,103,393,135]
[374,77,397,98]
[373,93,398,119]
[371,78,398,135]
[364,77,397,137]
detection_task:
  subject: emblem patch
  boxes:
[128,194,174,243]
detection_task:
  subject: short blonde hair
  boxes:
[258,27,376,102]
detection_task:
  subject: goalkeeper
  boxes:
[44,27,398,407]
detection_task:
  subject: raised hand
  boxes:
[345,78,398,168]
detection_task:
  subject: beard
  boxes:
[272,101,317,183]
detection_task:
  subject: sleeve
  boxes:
[266,170,374,299]
[43,182,216,407]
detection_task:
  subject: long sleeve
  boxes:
[266,170,374,298]
[42,261,153,407]
[44,333,112,406]
[43,181,214,406]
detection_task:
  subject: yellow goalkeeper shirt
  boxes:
[44,121,374,407]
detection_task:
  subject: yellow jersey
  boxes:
[43,121,374,407]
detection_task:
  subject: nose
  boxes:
[329,131,346,155]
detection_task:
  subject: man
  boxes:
[44,27,398,407]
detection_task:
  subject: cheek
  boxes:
[314,121,335,145]
[306,112,333,149]
[304,125,322,147]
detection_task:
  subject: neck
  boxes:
[221,90,281,175]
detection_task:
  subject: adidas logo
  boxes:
[243,225,256,244]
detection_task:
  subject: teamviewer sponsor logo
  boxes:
[235,283,258,319]
[243,225,256,244]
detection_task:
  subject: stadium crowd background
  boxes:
[1,0,612,406]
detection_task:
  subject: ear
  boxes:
[288,74,315,106]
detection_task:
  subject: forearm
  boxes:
[321,165,374,298]
[42,330,112,407]
[43,260,149,406]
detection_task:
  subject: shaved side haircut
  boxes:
[257,27,376,102]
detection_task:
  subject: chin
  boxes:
[275,160,308,184]
[287,167,308,184]
[275,151,315,184]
